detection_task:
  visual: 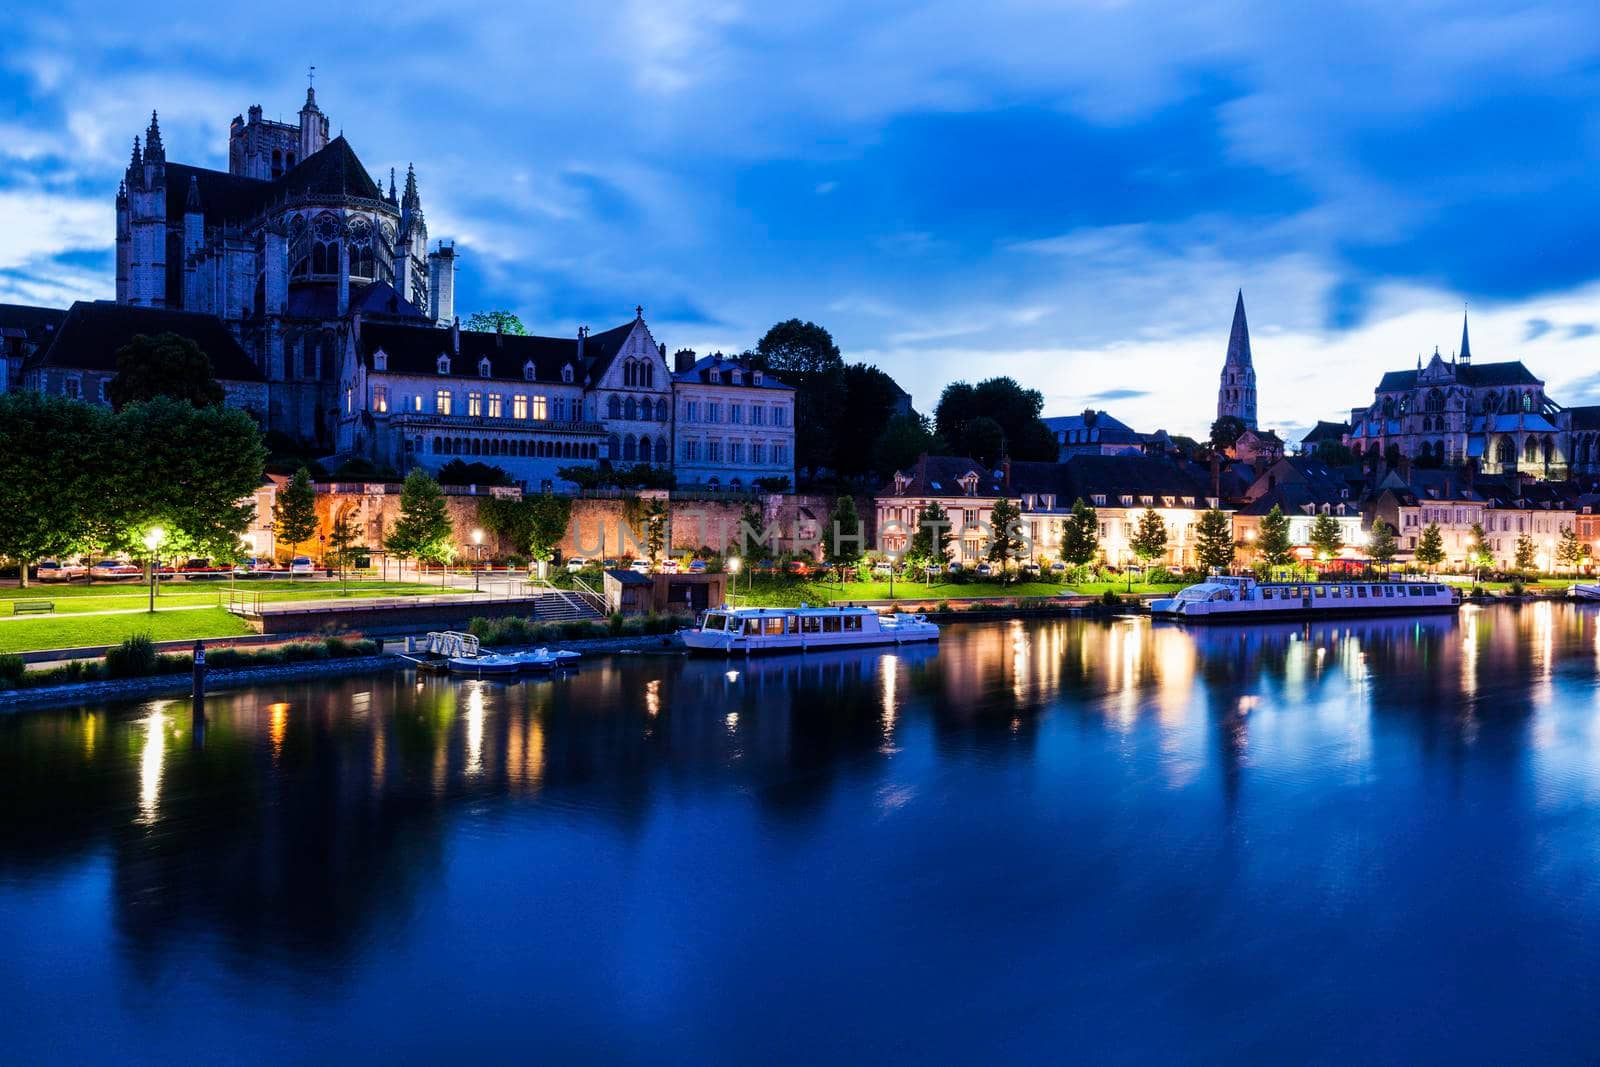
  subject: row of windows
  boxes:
[680,399,787,426]
[379,389,572,421]
[607,395,669,421]
[425,354,577,384]
[430,436,600,460]
[679,440,789,465]
[621,358,655,387]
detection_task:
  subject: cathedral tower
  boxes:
[1216,290,1257,429]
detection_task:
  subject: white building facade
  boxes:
[671,353,796,488]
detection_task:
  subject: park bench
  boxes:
[13,600,54,615]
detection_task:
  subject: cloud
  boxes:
[1084,389,1152,403]
[1525,318,1554,341]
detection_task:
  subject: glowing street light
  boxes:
[471,528,485,591]
[144,527,165,613]
[726,555,742,597]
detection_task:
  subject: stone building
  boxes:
[670,351,796,488]
[1217,290,1258,429]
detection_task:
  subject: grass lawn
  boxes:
[0,580,445,616]
[0,607,255,654]
[1064,581,1188,596]
[735,578,1082,605]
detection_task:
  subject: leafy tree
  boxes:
[1557,524,1584,574]
[961,416,1006,468]
[643,498,669,564]
[1368,517,1398,565]
[1059,498,1100,567]
[738,499,775,562]
[934,377,1055,461]
[1194,507,1235,571]
[1209,415,1247,455]
[478,494,572,562]
[1514,532,1537,572]
[0,393,109,586]
[754,319,843,374]
[906,500,952,567]
[464,310,527,335]
[1313,440,1359,467]
[1415,523,1445,570]
[873,413,941,478]
[826,495,863,566]
[1130,508,1168,565]
[106,332,225,410]
[1467,522,1493,571]
[1258,504,1295,567]
[1308,513,1344,560]
[327,506,360,583]
[437,459,512,486]
[272,467,318,559]
[386,469,455,566]
[986,497,1025,572]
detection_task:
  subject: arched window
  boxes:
[607,395,622,419]
[655,437,669,463]
[654,398,668,421]
[432,436,442,454]
[643,363,653,388]
[637,435,651,462]
[1543,437,1555,464]
[1524,437,1539,464]
[1497,438,1515,466]
[1426,389,1444,413]
[624,434,637,461]
[1523,392,1534,413]
[606,433,620,459]
[626,397,638,420]
[1483,392,1499,414]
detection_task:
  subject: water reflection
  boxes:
[6,604,1600,1062]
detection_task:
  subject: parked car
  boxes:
[661,558,681,574]
[924,563,943,577]
[812,560,834,576]
[1021,562,1042,577]
[872,561,894,576]
[1049,561,1067,574]
[947,561,965,574]
[976,563,993,577]
[35,559,87,581]
[629,558,652,574]
[688,559,709,574]
[565,557,591,573]
[785,559,810,577]
[754,559,778,575]
[234,557,274,575]
[90,559,141,579]
[289,555,315,574]
[179,558,223,574]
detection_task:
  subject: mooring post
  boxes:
[192,639,207,711]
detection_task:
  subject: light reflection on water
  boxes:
[4,605,1600,1063]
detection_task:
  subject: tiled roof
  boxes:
[360,318,636,384]
[0,303,68,344]
[163,136,384,228]
[1568,405,1600,432]
[673,354,794,390]
[1376,361,1542,393]
[1300,419,1350,444]
[28,301,263,381]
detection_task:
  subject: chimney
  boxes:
[495,319,503,348]
[1001,456,1012,493]
[1210,453,1221,501]
[674,348,696,373]
[576,325,587,363]
[450,317,459,355]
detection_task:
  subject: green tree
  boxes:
[478,494,572,563]
[106,332,225,410]
[1258,504,1295,567]
[1209,415,1247,455]
[906,500,952,568]
[934,377,1056,462]
[0,393,108,586]
[386,469,455,566]
[327,505,359,589]
[464,310,527,335]
[643,498,669,564]
[738,499,775,562]
[1130,508,1168,565]
[1468,522,1493,572]
[1194,508,1235,571]
[873,413,941,478]
[986,497,1025,572]
[1557,524,1584,574]
[826,495,863,566]
[1059,498,1100,567]
[754,319,842,374]
[1368,517,1398,566]
[1308,513,1344,560]
[272,467,318,559]
[961,416,1006,468]
[1415,523,1445,570]
[1514,532,1536,572]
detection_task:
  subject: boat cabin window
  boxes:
[1314,586,1327,598]
[787,616,801,633]
[1357,586,1368,598]
[823,616,843,633]
[703,614,726,631]
[802,616,822,633]
[763,617,785,636]
[1408,586,1422,597]
[745,618,761,634]
[844,614,863,631]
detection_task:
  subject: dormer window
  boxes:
[1093,494,1107,507]
[561,364,574,384]
[373,350,387,371]
[478,357,492,378]
[523,361,536,381]
[894,474,909,494]
[753,371,763,385]
[1120,495,1132,507]
[436,355,450,374]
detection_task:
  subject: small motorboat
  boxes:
[447,652,525,676]
[1569,584,1600,601]
[513,648,582,671]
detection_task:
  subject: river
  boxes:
[4,605,1600,1063]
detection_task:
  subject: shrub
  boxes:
[1509,579,1525,597]
[1146,567,1174,586]
[105,634,158,679]
[608,611,625,636]
[0,654,25,688]
[1101,590,1120,607]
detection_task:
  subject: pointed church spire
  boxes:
[144,110,163,160]
[1225,289,1252,367]
[185,174,202,211]
[403,162,419,205]
[130,135,142,169]
[1459,305,1472,364]
[387,167,397,203]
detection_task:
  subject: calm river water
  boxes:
[6,605,1600,1063]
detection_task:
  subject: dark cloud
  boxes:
[1525,318,1554,341]
[1085,388,1151,402]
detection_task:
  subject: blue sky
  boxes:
[4,0,1600,440]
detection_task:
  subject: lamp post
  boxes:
[472,528,484,592]
[726,556,741,601]
[144,527,165,613]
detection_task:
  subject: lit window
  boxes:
[412,394,423,413]
[468,391,482,417]
[487,392,502,418]
[373,386,388,413]
[436,389,452,415]
[513,395,528,420]
[532,395,548,420]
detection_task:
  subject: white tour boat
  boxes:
[683,604,939,654]
[1149,575,1459,622]
[1569,584,1600,602]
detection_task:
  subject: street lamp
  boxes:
[472,528,485,592]
[144,527,165,613]
[726,555,742,600]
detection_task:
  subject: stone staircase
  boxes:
[532,580,606,622]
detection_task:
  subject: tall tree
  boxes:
[873,413,941,478]
[478,494,572,562]
[327,506,360,582]
[1415,523,1445,570]
[386,469,455,565]
[834,363,907,478]
[1258,504,1295,567]
[1557,524,1583,574]
[826,495,863,566]
[0,393,108,587]
[1194,508,1235,571]
[906,500,952,567]
[754,319,843,374]
[643,499,669,564]
[1308,513,1344,559]
[106,332,226,410]
[935,377,1055,461]
[1209,415,1247,455]
[464,310,527,335]
[986,497,1025,571]
[1368,517,1398,566]
[1515,532,1537,572]
[1059,498,1100,567]
[739,499,774,562]
[961,416,1007,468]
[1130,508,1168,565]
[272,467,318,559]
[1467,522,1493,571]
